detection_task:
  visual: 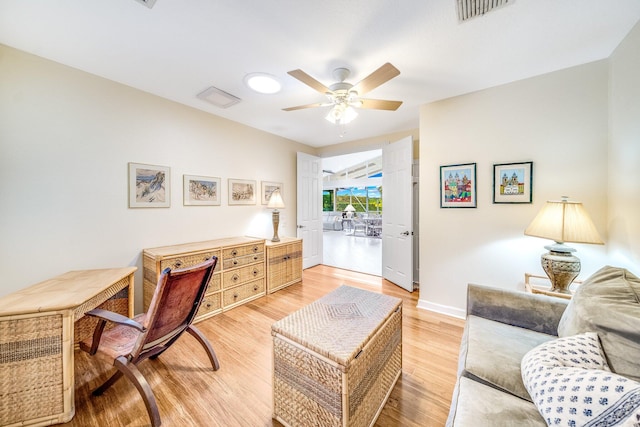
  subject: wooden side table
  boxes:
[524,273,582,300]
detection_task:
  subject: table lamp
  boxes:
[267,189,285,242]
[524,196,603,293]
[344,204,356,219]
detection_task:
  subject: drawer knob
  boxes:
[253,285,258,291]
[174,261,183,268]
[206,303,212,308]
[233,293,238,300]
[253,269,258,276]
[231,250,238,256]
[253,246,258,252]
[233,260,238,265]
[232,274,239,282]
[253,255,258,260]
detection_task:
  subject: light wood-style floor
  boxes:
[65,265,465,427]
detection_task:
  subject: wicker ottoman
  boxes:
[272,285,402,427]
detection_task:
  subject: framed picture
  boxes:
[228,179,256,205]
[128,162,170,208]
[440,163,477,208]
[493,161,533,204]
[261,181,283,205]
[183,175,221,206]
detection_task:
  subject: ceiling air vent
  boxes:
[457,0,511,22]
[134,0,157,9]
[197,86,241,109]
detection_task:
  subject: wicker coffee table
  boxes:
[272,285,402,427]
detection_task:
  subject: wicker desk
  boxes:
[0,267,135,427]
[272,286,402,427]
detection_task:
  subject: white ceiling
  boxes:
[1,0,639,148]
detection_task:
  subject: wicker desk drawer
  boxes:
[223,243,262,259]
[223,263,264,287]
[160,250,221,271]
[223,251,264,270]
[223,278,265,307]
[272,286,402,427]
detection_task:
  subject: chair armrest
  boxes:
[467,283,569,336]
[85,308,145,332]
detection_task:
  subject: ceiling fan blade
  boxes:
[353,63,400,95]
[282,102,330,111]
[287,69,331,94]
[358,98,403,111]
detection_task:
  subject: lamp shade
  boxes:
[524,198,603,245]
[344,204,356,212]
[267,189,285,209]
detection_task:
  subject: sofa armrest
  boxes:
[467,283,569,336]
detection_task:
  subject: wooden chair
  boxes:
[79,257,219,427]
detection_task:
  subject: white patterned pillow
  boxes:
[521,332,640,426]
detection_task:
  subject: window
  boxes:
[322,190,334,212]
[334,186,382,214]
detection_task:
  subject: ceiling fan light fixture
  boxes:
[325,104,358,125]
[244,73,281,94]
[342,106,358,124]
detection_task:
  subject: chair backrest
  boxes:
[135,257,217,357]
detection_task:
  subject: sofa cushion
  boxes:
[558,266,640,382]
[459,315,557,401]
[447,376,546,427]
[522,332,640,427]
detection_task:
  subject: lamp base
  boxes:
[271,210,280,242]
[540,250,580,294]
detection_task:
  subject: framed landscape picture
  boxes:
[493,161,533,204]
[183,175,221,206]
[228,179,256,205]
[128,162,170,208]
[440,163,476,208]
[261,181,283,205]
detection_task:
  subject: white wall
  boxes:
[0,45,315,308]
[418,61,610,316]
[608,21,640,270]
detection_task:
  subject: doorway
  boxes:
[321,150,383,276]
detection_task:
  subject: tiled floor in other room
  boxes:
[322,230,382,276]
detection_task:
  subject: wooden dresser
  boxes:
[265,237,303,293]
[143,237,266,322]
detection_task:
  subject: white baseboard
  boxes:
[417,298,466,319]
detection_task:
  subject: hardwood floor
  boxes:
[66,265,465,427]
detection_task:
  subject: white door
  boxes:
[297,152,323,269]
[382,136,414,292]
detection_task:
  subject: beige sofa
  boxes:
[446,266,640,426]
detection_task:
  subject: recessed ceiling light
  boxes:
[244,73,281,94]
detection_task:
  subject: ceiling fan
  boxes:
[283,63,402,124]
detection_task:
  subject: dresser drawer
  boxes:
[223,243,262,259]
[222,278,265,307]
[207,273,221,293]
[160,250,221,272]
[196,292,222,318]
[223,263,264,287]
[223,252,264,270]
